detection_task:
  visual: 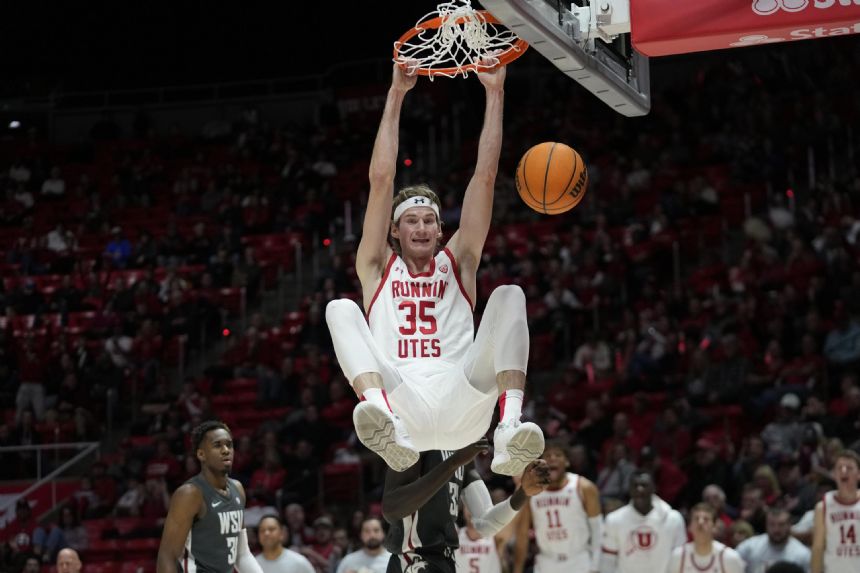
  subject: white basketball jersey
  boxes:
[530,474,591,562]
[668,542,745,573]
[367,248,474,373]
[456,528,501,573]
[602,498,687,573]
[822,490,860,573]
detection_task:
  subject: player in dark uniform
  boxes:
[157,421,264,573]
[383,438,550,573]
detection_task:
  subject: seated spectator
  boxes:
[753,465,782,507]
[41,167,66,197]
[702,484,735,543]
[735,508,811,573]
[683,438,731,508]
[57,505,88,553]
[145,439,183,487]
[774,456,816,519]
[56,548,82,573]
[249,451,287,506]
[596,442,635,504]
[637,446,686,505]
[283,504,314,549]
[114,476,145,517]
[104,226,132,269]
[300,516,341,573]
[730,519,755,548]
[139,478,170,518]
[760,394,805,459]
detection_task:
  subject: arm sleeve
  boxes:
[588,515,603,572]
[462,481,520,539]
[236,529,265,573]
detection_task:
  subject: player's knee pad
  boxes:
[490,284,526,308]
[325,298,361,326]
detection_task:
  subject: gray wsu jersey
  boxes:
[182,475,245,573]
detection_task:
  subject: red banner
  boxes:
[631,0,860,57]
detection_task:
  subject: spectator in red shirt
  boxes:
[301,516,341,573]
[249,451,286,506]
[144,439,182,487]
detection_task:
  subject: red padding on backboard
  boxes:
[631,0,860,57]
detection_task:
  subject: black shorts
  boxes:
[387,552,455,573]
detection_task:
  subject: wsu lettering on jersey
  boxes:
[217,511,243,535]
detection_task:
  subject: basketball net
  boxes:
[394,0,528,79]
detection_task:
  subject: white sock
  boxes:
[500,389,524,424]
[362,387,392,413]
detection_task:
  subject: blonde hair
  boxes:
[391,184,442,223]
[753,464,781,497]
[389,184,443,255]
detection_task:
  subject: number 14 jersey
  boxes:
[823,490,860,573]
[368,248,474,373]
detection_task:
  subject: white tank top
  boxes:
[671,541,744,573]
[456,528,501,573]
[822,489,860,573]
[367,248,474,374]
[529,473,591,560]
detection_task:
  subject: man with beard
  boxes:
[513,443,603,573]
[736,508,810,573]
[336,517,391,573]
[157,421,265,573]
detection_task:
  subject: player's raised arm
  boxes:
[810,501,825,573]
[157,484,202,573]
[356,63,417,290]
[382,440,489,522]
[447,59,505,284]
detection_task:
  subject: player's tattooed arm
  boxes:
[382,439,489,522]
[157,484,203,573]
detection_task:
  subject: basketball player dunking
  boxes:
[812,449,860,573]
[325,59,544,475]
[513,444,603,573]
[157,421,263,573]
[383,439,550,573]
[668,503,745,573]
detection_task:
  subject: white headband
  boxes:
[393,196,440,222]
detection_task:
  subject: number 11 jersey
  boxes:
[529,473,592,570]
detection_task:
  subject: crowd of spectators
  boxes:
[1,33,859,573]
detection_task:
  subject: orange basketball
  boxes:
[515,142,588,215]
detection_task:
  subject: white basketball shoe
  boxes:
[353,401,420,472]
[491,420,545,476]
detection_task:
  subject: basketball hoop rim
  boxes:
[393,10,529,77]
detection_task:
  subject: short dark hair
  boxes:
[191,420,230,451]
[259,514,283,527]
